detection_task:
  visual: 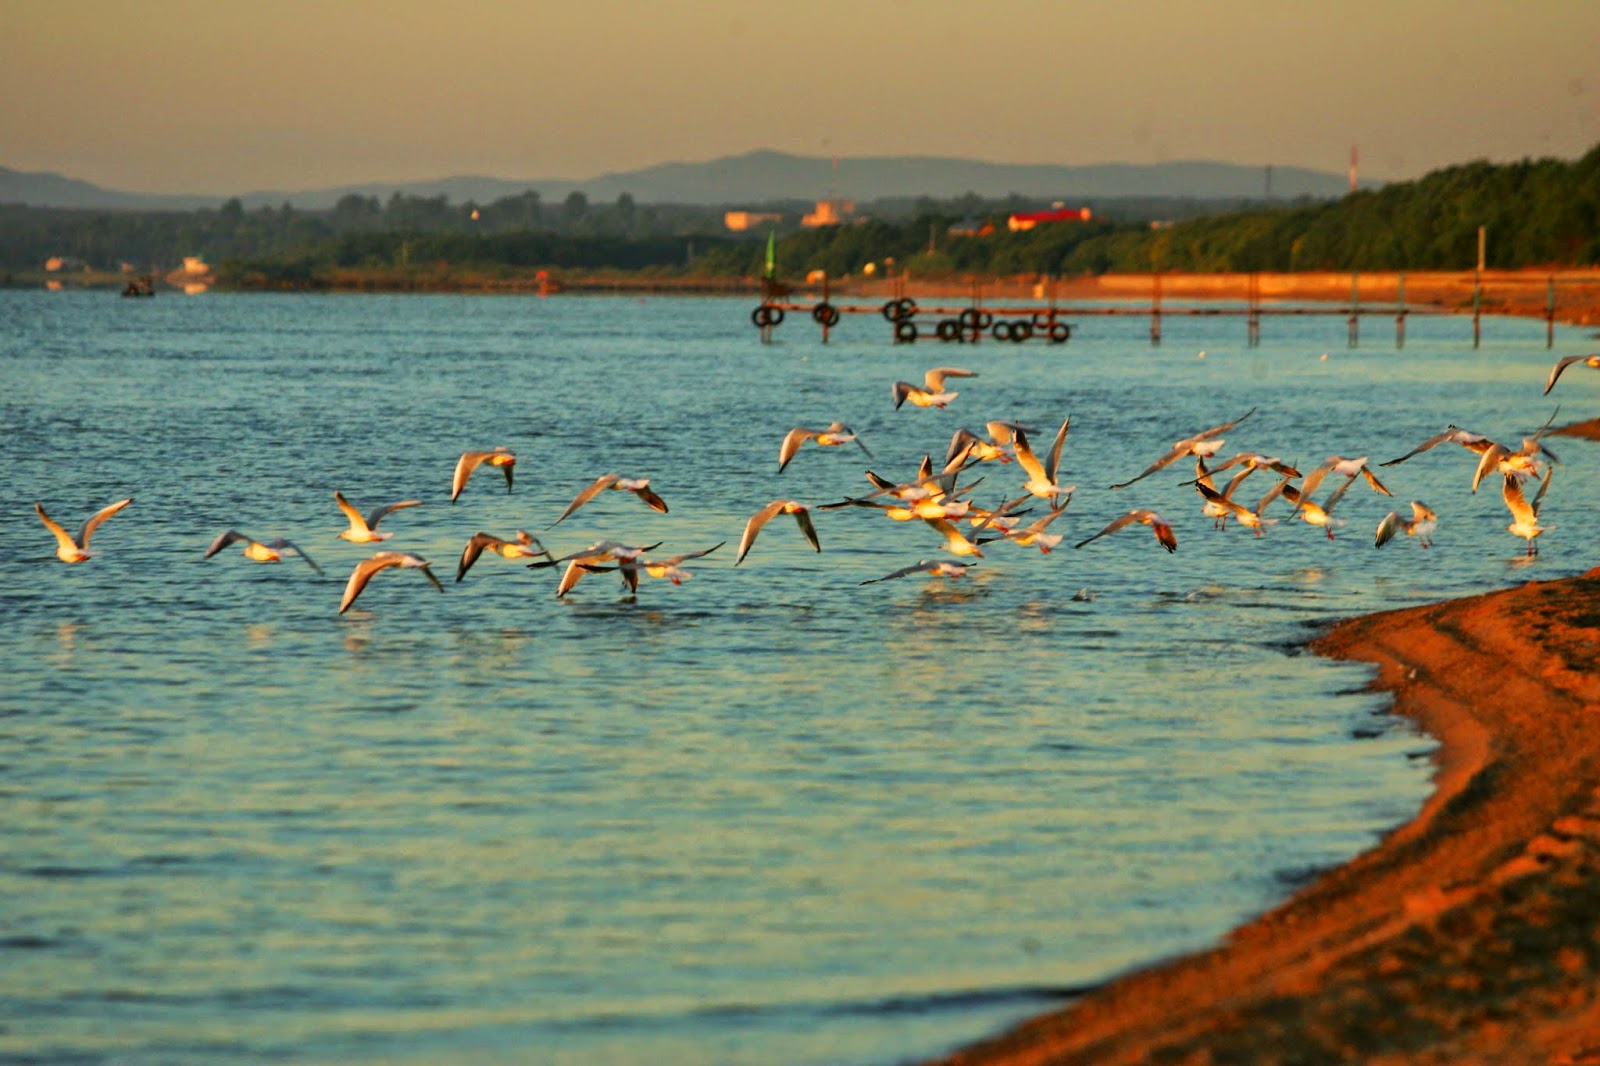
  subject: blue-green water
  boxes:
[3,290,1595,1064]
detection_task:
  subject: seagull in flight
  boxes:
[1074,509,1178,553]
[451,447,516,503]
[35,498,132,563]
[338,551,444,614]
[1109,408,1255,490]
[550,474,668,527]
[335,491,422,543]
[892,367,976,409]
[205,530,323,573]
[778,423,872,473]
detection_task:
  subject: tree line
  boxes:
[4,144,1594,283]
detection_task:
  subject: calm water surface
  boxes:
[3,290,1596,1064]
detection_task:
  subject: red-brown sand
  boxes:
[935,569,1600,1065]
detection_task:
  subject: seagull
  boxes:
[35,498,132,563]
[455,530,551,582]
[1109,408,1255,489]
[1276,478,1354,539]
[451,447,516,503]
[860,559,976,585]
[550,474,668,527]
[1190,452,1301,480]
[891,367,976,409]
[778,423,872,473]
[1382,416,1558,493]
[1375,501,1438,548]
[204,530,324,574]
[1073,509,1178,553]
[335,490,422,543]
[1293,456,1392,510]
[1502,468,1553,555]
[1543,353,1600,394]
[997,503,1073,553]
[1012,416,1074,505]
[944,420,1036,467]
[735,500,821,564]
[587,543,726,587]
[528,540,663,597]
[1195,478,1277,536]
[338,551,444,614]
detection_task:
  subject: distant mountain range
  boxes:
[1,150,1370,211]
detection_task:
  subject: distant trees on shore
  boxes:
[4,144,1594,284]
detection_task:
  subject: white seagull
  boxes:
[550,474,668,527]
[1544,353,1600,394]
[891,367,976,409]
[1375,501,1438,549]
[860,559,976,585]
[778,423,872,472]
[204,530,323,573]
[736,500,821,564]
[1074,510,1178,553]
[335,491,422,543]
[35,498,132,563]
[1109,408,1255,490]
[455,530,551,582]
[1502,468,1553,555]
[451,447,516,503]
[338,551,444,613]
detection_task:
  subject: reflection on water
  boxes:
[0,291,1594,1065]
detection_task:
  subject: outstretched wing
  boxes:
[778,428,819,473]
[551,474,620,527]
[630,484,670,514]
[456,532,497,582]
[366,498,422,530]
[924,366,976,392]
[861,560,937,585]
[1109,445,1187,490]
[204,529,253,559]
[339,554,399,614]
[1044,416,1071,483]
[35,502,79,554]
[1074,512,1141,549]
[1544,354,1587,395]
[78,497,133,549]
[271,537,323,575]
[451,452,486,503]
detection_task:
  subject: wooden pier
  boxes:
[753,271,1579,349]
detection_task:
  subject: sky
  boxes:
[4,0,1596,195]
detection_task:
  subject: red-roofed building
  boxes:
[1007,206,1092,232]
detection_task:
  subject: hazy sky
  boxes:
[4,0,1595,194]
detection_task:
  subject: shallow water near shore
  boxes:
[3,290,1596,1064]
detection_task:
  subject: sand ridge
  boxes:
[937,568,1600,1065]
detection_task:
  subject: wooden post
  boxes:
[1151,272,1162,346]
[1396,272,1406,349]
[1473,268,1482,348]
[1347,271,1359,347]
[1546,275,1556,349]
[1247,272,1261,347]
[821,275,831,344]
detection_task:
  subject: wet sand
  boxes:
[938,567,1600,1065]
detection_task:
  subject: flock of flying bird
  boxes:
[31,350,1600,611]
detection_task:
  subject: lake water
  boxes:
[3,289,1595,1064]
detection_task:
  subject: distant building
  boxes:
[947,219,994,238]
[724,210,782,232]
[1007,206,1092,232]
[44,256,87,272]
[801,199,855,228]
[178,256,211,276]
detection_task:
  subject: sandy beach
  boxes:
[927,282,1600,1063]
[937,565,1600,1064]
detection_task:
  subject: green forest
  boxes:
[4,144,1596,286]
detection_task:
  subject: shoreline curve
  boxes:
[936,567,1600,1065]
